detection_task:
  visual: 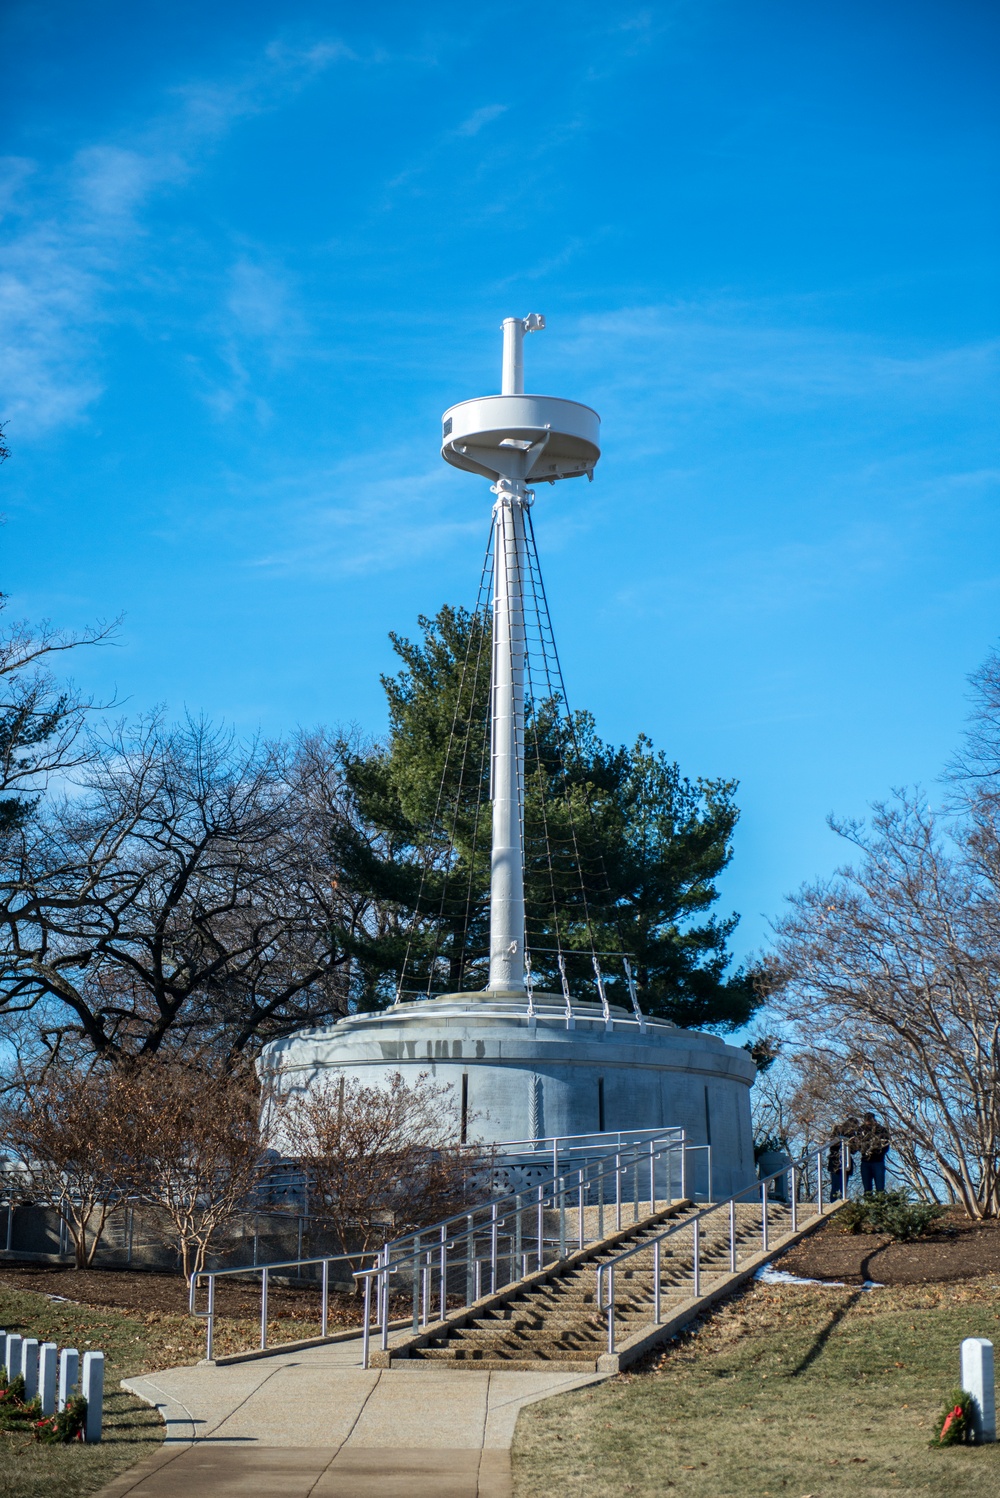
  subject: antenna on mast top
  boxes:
[501,313,545,396]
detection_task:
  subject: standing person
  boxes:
[856,1112,891,1194]
[828,1116,859,1200]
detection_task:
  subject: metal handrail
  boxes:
[187,1124,705,1363]
[595,1135,851,1355]
[377,1125,697,1267]
[191,1249,379,1362]
[353,1133,714,1368]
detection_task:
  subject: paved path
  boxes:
[98,1334,605,1497]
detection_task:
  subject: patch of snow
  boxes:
[754,1266,883,1291]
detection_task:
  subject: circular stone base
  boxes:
[260,992,757,1199]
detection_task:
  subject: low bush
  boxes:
[839,1189,947,1241]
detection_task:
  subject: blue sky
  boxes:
[1,0,998,966]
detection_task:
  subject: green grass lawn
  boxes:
[512,1277,1000,1497]
[0,1284,168,1498]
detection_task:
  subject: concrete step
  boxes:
[412,1354,601,1372]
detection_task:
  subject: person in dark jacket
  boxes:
[855,1112,891,1193]
[828,1116,860,1200]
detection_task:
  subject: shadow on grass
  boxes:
[789,1288,864,1377]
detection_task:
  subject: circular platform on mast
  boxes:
[441,394,600,484]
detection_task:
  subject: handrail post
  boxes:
[440,1225,448,1320]
[321,1258,329,1340]
[414,1232,422,1331]
[559,1177,566,1259]
[607,1265,615,1355]
[381,1248,390,1351]
[423,1250,431,1326]
[761,1180,769,1253]
[729,1197,737,1273]
[707,1146,713,1204]
[490,1204,498,1294]
[206,1275,215,1363]
[816,1150,824,1212]
[654,1239,661,1324]
[680,1144,687,1202]
[536,1185,544,1269]
[615,1153,622,1231]
[513,1202,522,1281]
[260,1266,269,1351]
[362,1272,372,1370]
[692,1220,700,1297]
[578,1169,585,1250]
[790,1167,798,1233]
[649,1140,655,1214]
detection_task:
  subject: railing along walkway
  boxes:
[190,1126,704,1364]
[595,1137,848,1358]
[367,1138,848,1372]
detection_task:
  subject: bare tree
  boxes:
[0,595,114,838]
[0,1065,133,1266]
[128,1056,268,1284]
[0,716,359,1064]
[771,652,1000,1218]
[274,1071,467,1270]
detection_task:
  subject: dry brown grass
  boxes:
[513,1276,1000,1496]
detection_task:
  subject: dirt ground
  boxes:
[776,1206,1000,1284]
[0,1260,382,1327]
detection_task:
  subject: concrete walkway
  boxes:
[98,1333,605,1497]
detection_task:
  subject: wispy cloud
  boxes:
[187,253,311,420]
[0,39,353,437]
[454,104,507,137]
[247,462,484,579]
[564,301,1000,438]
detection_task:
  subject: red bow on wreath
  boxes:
[940,1405,964,1439]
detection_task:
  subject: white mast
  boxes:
[488,318,535,989]
[440,316,601,997]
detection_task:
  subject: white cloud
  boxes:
[565,301,1000,436]
[239,451,485,579]
[0,38,353,438]
[454,104,507,137]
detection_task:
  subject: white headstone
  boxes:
[58,1347,79,1411]
[21,1338,39,1400]
[82,1350,104,1442]
[5,1333,22,1380]
[961,1337,996,1444]
[39,1343,58,1416]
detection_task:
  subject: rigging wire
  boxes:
[395,488,639,1014]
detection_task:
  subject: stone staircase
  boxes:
[392,1198,805,1373]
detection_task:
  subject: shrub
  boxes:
[838,1188,947,1241]
[930,1389,973,1446]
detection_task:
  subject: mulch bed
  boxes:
[776,1207,1000,1285]
[0,1260,373,1324]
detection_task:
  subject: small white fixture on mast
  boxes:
[441,319,600,995]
